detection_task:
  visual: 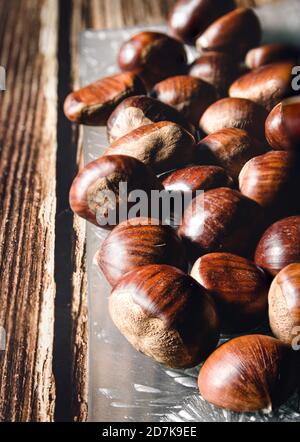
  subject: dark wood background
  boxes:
[0,0,277,422]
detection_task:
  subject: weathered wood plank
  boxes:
[0,0,58,422]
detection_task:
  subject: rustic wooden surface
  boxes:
[0,0,278,423]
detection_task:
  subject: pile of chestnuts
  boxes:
[64,0,300,415]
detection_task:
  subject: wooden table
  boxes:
[0,0,277,422]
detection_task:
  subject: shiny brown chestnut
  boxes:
[265,96,300,151]
[199,98,267,140]
[107,95,194,143]
[189,52,241,98]
[269,263,300,345]
[162,165,233,196]
[152,75,217,125]
[255,216,300,277]
[168,0,235,44]
[118,31,187,89]
[97,218,187,286]
[63,72,146,125]
[109,264,220,368]
[197,128,268,180]
[246,44,300,69]
[199,334,299,412]
[69,155,163,228]
[178,187,263,259]
[103,121,196,174]
[191,253,269,332]
[229,62,296,111]
[196,8,261,59]
[239,151,300,222]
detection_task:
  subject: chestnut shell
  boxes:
[255,216,300,277]
[199,334,299,412]
[191,252,269,332]
[178,187,263,259]
[109,264,220,368]
[97,218,187,286]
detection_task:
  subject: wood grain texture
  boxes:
[0,0,58,421]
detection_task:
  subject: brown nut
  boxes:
[196,8,261,59]
[118,31,187,89]
[189,52,241,98]
[255,216,300,277]
[229,62,295,111]
[199,97,267,140]
[269,263,300,345]
[199,334,299,413]
[168,0,236,44]
[107,95,195,143]
[265,96,300,152]
[69,154,163,228]
[239,151,300,223]
[63,72,146,125]
[197,128,268,180]
[152,75,217,125]
[103,121,196,174]
[162,165,233,196]
[246,44,300,69]
[97,218,187,286]
[178,187,263,260]
[191,252,269,332]
[109,264,220,368]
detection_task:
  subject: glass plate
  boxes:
[79,1,300,422]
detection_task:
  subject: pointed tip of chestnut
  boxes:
[255,216,300,277]
[63,72,146,125]
[265,96,300,151]
[269,263,300,345]
[109,264,220,368]
[196,8,261,59]
[199,334,299,413]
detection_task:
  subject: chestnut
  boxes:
[191,252,269,332]
[167,0,235,44]
[229,62,296,111]
[103,121,196,174]
[197,128,268,180]
[63,72,146,125]
[178,187,263,259]
[69,154,163,228]
[199,334,299,413]
[162,165,233,196]
[196,8,261,59]
[107,95,194,143]
[239,151,300,222]
[189,52,241,98]
[199,98,267,140]
[265,96,300,152]
[118,31,187,90]
[152,75,217,125]
[109,264,220,368]
[97,218,187,286]
[255,216,300,277]
[246,44,300,70]
[269,263,300,345]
